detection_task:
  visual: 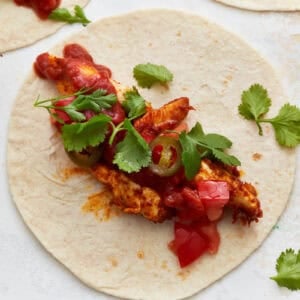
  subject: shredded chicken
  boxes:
[91,164,172,223]
[134,97,193,142]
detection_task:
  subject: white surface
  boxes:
[0,1,299,299]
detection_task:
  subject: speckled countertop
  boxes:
[0,0,299,299]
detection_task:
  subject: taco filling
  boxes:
[33,43,263,268]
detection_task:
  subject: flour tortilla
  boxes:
[0,0,89,53]
[7,9,296,300]
[215,0,300,11]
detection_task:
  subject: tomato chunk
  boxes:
[194,221,220,254]
[197,180,230,221]
[181,187,205,214]
[173,223,208,268]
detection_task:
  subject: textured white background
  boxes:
[0,1,299,299]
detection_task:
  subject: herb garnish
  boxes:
[179,123,241,180]
[35,88,150,173]
[62,114,111,152]
[34,89,117,123]
[35,87,240,175]
[113,119,151,173]
[238,84,300,147]
[48,5,91,26]
[271,249,300,290]
[133,63,173,88]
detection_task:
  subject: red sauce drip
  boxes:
[14,0,61,19]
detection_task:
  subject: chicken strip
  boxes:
[134,97,193,142]
[194,159,263,224]
[91,164,172,223]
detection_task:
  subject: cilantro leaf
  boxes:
[67,90,117,114]
[122,87,146,119]
[113,119,151,173]
[62,115,111,152]
[48,5,91,26]
[238,84,300,147]
[238,84,271,135]
[179,124,204,180]
[271,249,300,290]
[133,63,173,88]
[179,122,240,180]
[198,133,232,149]
[266,104,300,147]
[211,149,241,166]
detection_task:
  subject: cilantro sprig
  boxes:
[38,87,150,173]
[133,63,173,88]
[179,123,240,180]
[113,119,151,172]
[122,87,147,118]
[34,89,117,123]
[107,88,150,172]
[48,5,91,26]
[271,249,300,290]
[238,84,300,147]
[108,87,147,145]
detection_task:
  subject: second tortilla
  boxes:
[0,0,89,53]
[215,0,300,11]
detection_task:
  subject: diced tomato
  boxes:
[194,221,220,254]
[177,207,205,222]
[197,180,230,221]
[181,187,205,214]
[172,222,208,268]
[197,180,229,201]
[170,220,221,268]
[172,187,205,222]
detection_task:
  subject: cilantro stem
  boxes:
[34,103,61,110]
[33,89,89,107]
[200,150,210,158]
[256,121,264,136]
[108,121,124,145]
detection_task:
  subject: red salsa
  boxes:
[14,0,61,19]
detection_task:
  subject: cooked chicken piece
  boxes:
[194,159,263,224]
[134,97,193,142]
[91,164,172,223]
